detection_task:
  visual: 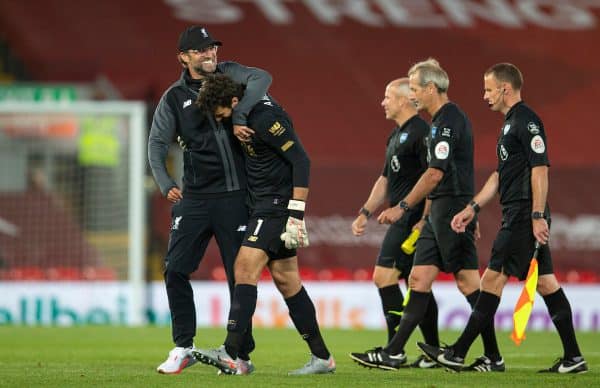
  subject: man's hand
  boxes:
[351,215,368,236]
[377,207,404,225]
[234,125,255,142]
[280,200,309,249]
[451,206,475,233]
[166,187,183,203]
[532,218,549,245]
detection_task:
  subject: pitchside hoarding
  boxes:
[1,282,598,330]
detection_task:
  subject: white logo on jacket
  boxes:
[183,99,192,109]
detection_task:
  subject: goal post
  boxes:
[0,101,147,325]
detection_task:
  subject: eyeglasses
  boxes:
[186,45,219,55]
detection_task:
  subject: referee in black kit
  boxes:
[192,74,335,376]
[349,78,440,369]
[419,63,587,374]
[148,26,271,374]
[355,59,503,372]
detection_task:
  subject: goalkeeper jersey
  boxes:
[243,97,310,211]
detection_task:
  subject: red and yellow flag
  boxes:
[511,243,541,345]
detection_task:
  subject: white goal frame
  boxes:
[0,101,147,325]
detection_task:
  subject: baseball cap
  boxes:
[178,26,223,51]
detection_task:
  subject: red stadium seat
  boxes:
[46,267,83,281]
[7,266,46,280]
[260,268,272,281]
[82,266,117,281]
[353,268,373,281]
[299,267,318,281]
[318,268,352,281]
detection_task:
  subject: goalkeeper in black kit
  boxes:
[192,74,335,376]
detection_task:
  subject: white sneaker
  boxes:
[156,346,197,374]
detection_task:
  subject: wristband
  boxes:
[288,199,306,220]
[469,200,480,213]
[531,211,546,220]
[359,207,372,219]
[398,200,410,211]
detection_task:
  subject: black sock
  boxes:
[384,290,430,355]
[378,285,404,343]
[543,288,582,359]
[454,291,500,359]
[466,290,501,361]
[418,291,439,347]
[286,287,330,360]
[224,284,257,359]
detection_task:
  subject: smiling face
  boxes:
[179,45,219,77]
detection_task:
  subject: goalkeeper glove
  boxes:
[280,199,310,249]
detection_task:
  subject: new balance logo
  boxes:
[183,99,192,109]
[172,216,182,230]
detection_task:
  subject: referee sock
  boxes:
[378,285,404,343]
[418,291,440,347]
[454,291,500,359]
[224,284,257,359]
[466,290,501,361]
[543,288,582,359]
[384,290,430,355]
[285,287,331,360]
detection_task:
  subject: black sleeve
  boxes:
[516,115,550,168]
[428,124,455,173]
[255,110,310,187]
[414,124,429,170]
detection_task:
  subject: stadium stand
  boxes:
[1,1,599,281]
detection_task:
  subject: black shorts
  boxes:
[165,191,248,277]
[488,201,553,280]
[242,210,296,260]
[376,205,423,278]
[414,196,479,273]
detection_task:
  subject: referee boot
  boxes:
[417,342,464,372]
[410,354,440,369]
[464,356,505,372]
[350,347,406,370]
[538,357,588,374]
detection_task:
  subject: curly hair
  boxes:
[196,74,244,114]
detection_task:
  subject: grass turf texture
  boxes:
[0,327,596,387]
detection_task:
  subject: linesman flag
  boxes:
[511,241,541,345]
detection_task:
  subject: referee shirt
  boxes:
[382,115,429,206]
[496,101,550,205]
[427,102,475,199]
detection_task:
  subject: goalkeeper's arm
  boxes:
[281,187,310,249]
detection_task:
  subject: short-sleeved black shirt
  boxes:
[382,115,429,206]
[244,99,310,211]
[427,102,475,199]
[496,101,550,205]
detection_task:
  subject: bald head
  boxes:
[387,78,410,98]
[382,77,417,124]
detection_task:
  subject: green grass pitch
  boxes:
[0,326,597,387]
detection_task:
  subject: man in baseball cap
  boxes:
[178,26,222,52]
[151,25,272,375]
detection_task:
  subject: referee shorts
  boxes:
[488,201,553,280]
[414,196,479,274]
[376,204,424,279]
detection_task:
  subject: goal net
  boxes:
[0,101,146,324]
